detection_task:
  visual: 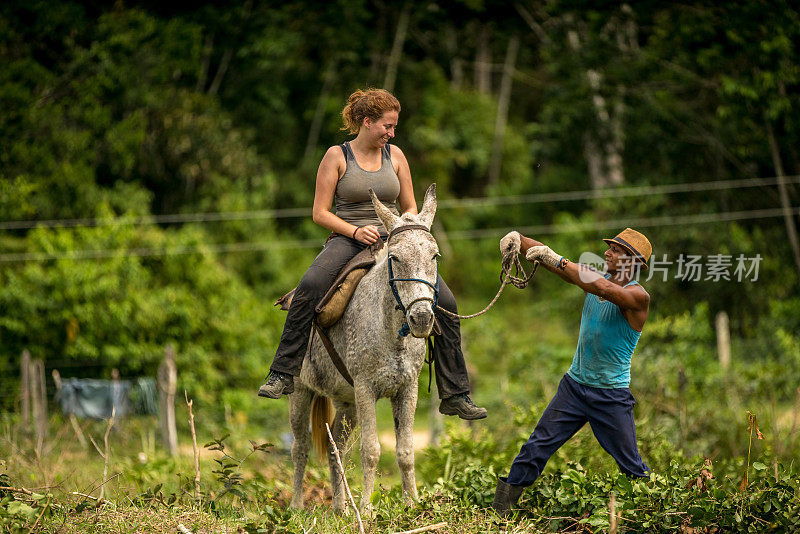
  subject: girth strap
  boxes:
[313,320,354,387]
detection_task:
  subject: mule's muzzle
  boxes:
[406,300,435,338]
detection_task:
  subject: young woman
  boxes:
[258,88,486,420]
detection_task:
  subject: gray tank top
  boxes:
[334,141,401,229]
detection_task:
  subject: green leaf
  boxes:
[752,462,767,471]
[7,501,36,520]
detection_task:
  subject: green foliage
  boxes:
[0,218,284,407]
[204,434,272,506]
[0,467,54,533]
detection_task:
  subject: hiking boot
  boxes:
[438,393,487,420]
[491,476,524,518]
[257,371,294,398]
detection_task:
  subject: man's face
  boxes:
[604,243,635,274]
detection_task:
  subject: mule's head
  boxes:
[370,184,439,338]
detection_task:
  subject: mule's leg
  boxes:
[355,383,380,511]
[289,386,314,509]
[391,384,420,503]
[328,402,356,513]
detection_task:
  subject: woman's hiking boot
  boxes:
[257,371,294,398]
[438,393,487,420]
[491,476,524,517]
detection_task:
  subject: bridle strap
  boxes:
[387,224,430,242]
[385,224,440,337]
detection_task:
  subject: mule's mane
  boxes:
[374,242,388,262]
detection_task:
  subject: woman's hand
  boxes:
[354,224,381,244]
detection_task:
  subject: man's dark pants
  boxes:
[270,234,471,399]
[507,374,649,486]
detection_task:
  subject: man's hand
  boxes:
[526,245,567,270]
[500,231,521,258]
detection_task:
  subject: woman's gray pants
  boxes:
[269,234,471,399]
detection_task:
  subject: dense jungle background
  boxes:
[1,0,800,532]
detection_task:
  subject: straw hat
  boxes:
[603,228,652,269]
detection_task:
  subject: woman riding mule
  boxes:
[291,186,443,511]
[258,88,486,420]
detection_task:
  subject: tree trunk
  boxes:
[765,116,800,283]
[208,48,233,96]
[488,35,519,187]
[568,27,626,189]
[303,59,337,166]
[474,25,491,94]
[583,133,606,190]
[445,25,463,88]
[384,3,410,93]
[196,33,214,92]
[514,3,550,44]
[207,0,251,96]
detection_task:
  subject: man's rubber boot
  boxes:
[438,393,488,420]
[257,371,294,398]
[491,476,524,518]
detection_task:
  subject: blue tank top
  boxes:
[568,277,642,389]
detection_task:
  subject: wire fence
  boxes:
[1,205,798,263]
[1,175,798,231]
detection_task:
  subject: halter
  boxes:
[386,224,440,337]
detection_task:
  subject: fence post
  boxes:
[20,350,31,428]
[52,369,88,448]
[158,345,178,456]
[716,311,731,369]
[31,358,47,454]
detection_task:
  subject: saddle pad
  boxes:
[274,241,384,327]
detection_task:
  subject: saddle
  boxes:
[274,241,385,327]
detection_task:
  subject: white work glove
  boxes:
[499,231,521,258]
[525,245,566,269]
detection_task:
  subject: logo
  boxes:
[577,251,607,283]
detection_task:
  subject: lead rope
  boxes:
[435,249,538,320]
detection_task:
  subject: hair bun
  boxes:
[341,88,401,135]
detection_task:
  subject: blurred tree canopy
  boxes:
[1,0,798,406]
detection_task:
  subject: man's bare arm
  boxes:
[525,244,649,311]
[519,235,573,283]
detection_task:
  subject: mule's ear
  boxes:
[417,183,437,229]
[369,188,401,233]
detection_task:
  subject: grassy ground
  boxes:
[3,298,800,532]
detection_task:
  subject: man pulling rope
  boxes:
[492,228,654,517]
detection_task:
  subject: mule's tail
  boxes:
[310,395,334,460]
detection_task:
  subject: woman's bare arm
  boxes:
[311,146,380,244]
